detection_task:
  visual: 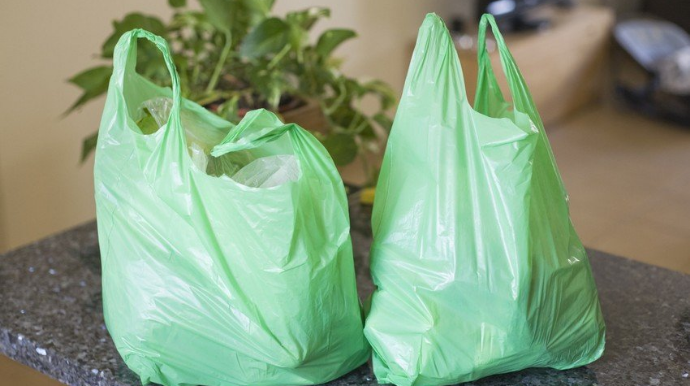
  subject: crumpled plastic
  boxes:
[232,155,300,188]
[94,29,369,386]
[364,14,606,386]
[140,97,299,187]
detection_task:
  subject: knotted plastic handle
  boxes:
[211,123,297,156]
[210,109,301,157]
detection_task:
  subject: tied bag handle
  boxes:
[210,109,303,157]
[112,29,182,128]
[475,14,542,128]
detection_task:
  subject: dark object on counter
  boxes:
[475,0,574,32]
[1,212,690,385]
[449,16,466,34]
[644,0,690,34]
[614,18,690,126]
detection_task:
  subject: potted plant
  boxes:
[67,0,395,187]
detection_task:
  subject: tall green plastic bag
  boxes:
[94,29,369,386]
[364,14,606,386]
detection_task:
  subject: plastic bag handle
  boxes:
[477,14,567,196]
[113,29,182,118]
[476,14,541,126]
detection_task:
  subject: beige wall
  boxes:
[0,1,468,252]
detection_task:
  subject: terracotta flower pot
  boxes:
[280,99,330,134]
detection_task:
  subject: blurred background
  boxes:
[1,0,690,382]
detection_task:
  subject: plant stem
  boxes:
[360,150,374,187]
[206,32,232,94]
[268,45,291,69]
[195,93,222,106]
[324,81,347,115]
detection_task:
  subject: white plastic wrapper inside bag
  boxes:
[140,97,299,188]
[233,155,300,188]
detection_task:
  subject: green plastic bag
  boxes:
[364,14,606,386]
[94,29,369,386]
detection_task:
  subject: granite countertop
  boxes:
[1,210,690,385]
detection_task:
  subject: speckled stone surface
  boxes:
[1,207,689,385]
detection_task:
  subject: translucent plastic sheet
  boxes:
[364,14,605,386]
[94,29,368,386]
[232,155,300,188]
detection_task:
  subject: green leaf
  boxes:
[136,113,160,135]
[168,0,186,8]
[243,0,275,24]
[66,66,112,113]
[198,0,239,33]
[316,29,356,57]
[373,112,393,132]
[357,120,377,139]
[328,104,357,128]
[240,18,290,59]
[286,7,330,30]
[247,62,288,109]
[216,95,241,123]
[101,13,166,58]
[69,65,112,91]
[288,24,307,51]
[80,131,98,163]
[321,133,358,166]
[199,0,272,34]
[363,79,397,110]
[343,78,366,98]
[170,11,215,33]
